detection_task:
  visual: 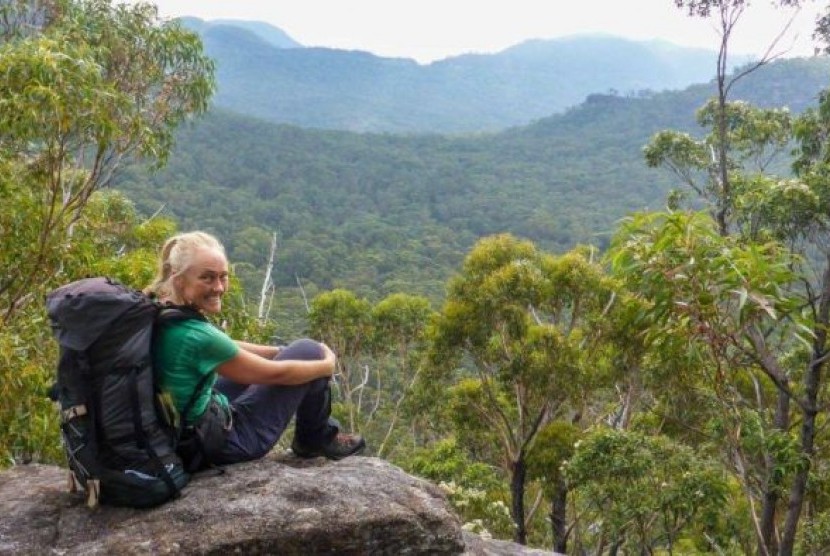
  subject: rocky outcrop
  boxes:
[0,454,556,555]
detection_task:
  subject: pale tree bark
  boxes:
[257,231,277,322]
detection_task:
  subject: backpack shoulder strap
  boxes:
[156,303,208,325]
[153,302,212,427]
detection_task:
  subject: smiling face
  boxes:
[174,247,229,314]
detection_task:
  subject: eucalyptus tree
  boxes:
[420,234,623,545]
[307,289,434,451]
[619,99,830,547]
[774,91,830,553]
[633,123,830,554]
[370,293,434,458]
[633,3,830,552]
[0,0,215,326]
[644,96,793,230]
[669,0,802,235]
[308,289,374,432]
[609,210,805,553]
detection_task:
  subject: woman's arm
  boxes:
[217,342,335,385]
[235,340,280,359]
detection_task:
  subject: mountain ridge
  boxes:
[178,17,747,134]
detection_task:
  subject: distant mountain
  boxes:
[179,18,743,134]
[213,19,303,49]
[178,17,302,49]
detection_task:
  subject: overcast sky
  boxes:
[136,0,825,64]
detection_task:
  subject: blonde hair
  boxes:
[145,231,227,302]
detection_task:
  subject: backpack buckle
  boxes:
[61,404,87,422]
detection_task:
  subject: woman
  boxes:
[146,231,365,469]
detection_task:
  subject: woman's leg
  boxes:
[214,338,339,464]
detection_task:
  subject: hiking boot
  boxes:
[291,432,367,460]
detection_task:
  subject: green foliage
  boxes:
[55,0,216,165]
[0,35,115,148]
[608,209,806,479]
[401,437,513,540]
[308,288,435,457]
[60,191,177,285]
[444,379,508,466]
[697,99,792,170]
[791,93,830,245]
[372,293,432,353]
[525,421,580,488]
[426,235,621,409]
[0,311,62,466]
[732,174,827,242]
[403,436,499,486]
[644,98,794,227]
[708,407,805,487]
[0,0,215,326]
[799,511,830,554]
[609,210,800,354]
[624,17,830,547]
[419,233,627,543]
[566,427,730,553]
[309,289,373,360]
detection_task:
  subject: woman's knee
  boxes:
[275,338,325,361]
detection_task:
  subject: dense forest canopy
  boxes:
[115,55,830,317]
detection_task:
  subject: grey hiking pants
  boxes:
[212,338,339,464]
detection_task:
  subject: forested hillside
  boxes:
[115,54,830,326]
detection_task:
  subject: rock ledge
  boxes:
[0,454,554,555]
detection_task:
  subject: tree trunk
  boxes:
[780,404,817,555]
[511,456,527,544]
[713,5,731,237]
[617,364,641,430]
[759,388,789,555]
[781,259,830,554]
[551,476,569,553]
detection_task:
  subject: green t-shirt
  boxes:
[154,318,240,422]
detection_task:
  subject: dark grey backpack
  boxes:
[46,277,190,508]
